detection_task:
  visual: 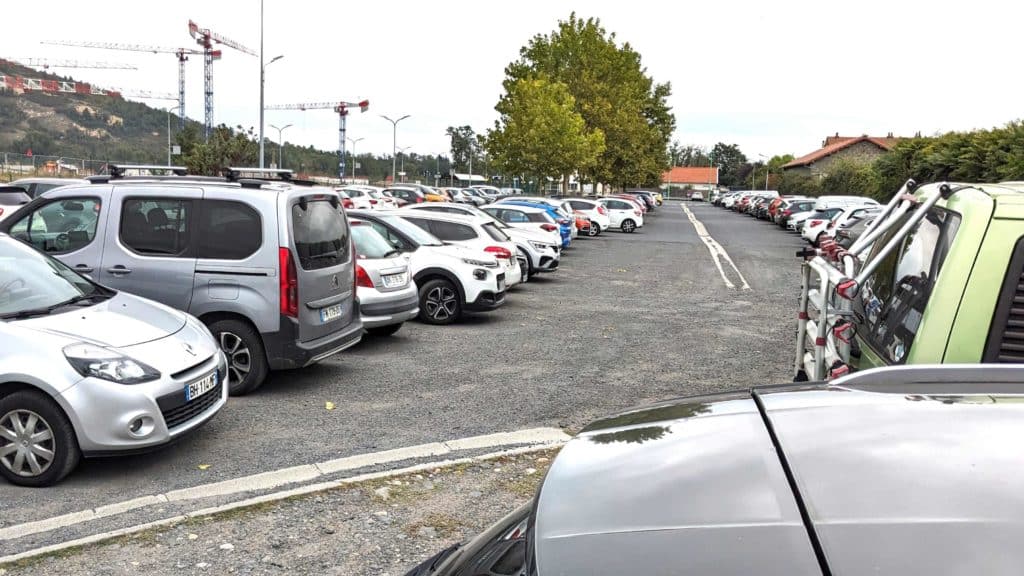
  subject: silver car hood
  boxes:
[15,292,188,348]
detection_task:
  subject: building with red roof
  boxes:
[782,133,902,177]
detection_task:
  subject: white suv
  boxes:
[598,198,644,233]
[562,198,612,236]
[395,211,524,288]
[349,211,508,324]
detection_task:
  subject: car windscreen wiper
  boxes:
[0,293,108,320]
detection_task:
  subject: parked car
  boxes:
[340,187,378,210]
[367,189,399,209]
[776,199,816,228]
[1,171,363,395]
[8,177,89,198]
[349,222,419,337]
[787,207,821,231]
[0,233,228,486]
[407,364,1024,576]
[573,211,593,236]
[0,187,31,222]
[598,197,644,233]
[482,204,564,247]
[403,203,561,280]
[835,216,875,249]
[385,187,426,206]
[563,198,611,235]
[800,208,843,244]
[813,195,880,211]
[349,211,507,324]
[395,211,523,288]
[688,190,705,201]
[334,189,355,210]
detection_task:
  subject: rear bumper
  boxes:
[360,292,420,328]
[265,314,363,370]
[464,290,506,311]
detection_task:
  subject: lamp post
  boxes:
[270,123,292,168]
[166,105,181,166]
[380,114,410,185]
[398,145,411,182]
[258,36,284,169]
[347,136,364,181]
[758,153,769,190]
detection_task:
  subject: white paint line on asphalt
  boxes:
[0,443,565,566]
[680,203,751,290]
[0,427,570,544]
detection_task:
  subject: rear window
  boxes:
[527,212,551,223]
[858,207,961,363]
[351,224,396,259]
[291,198,350,270]
[482,223,510,242]
[0,190,30,205]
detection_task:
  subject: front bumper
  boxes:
[61,351,229,456]
[464,289,506,311]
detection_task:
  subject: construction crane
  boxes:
[188,20,256,140]
[265,100,370,180]
[41,40,204,129]
[12,58,137,70]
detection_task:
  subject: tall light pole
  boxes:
[347,136,364,181]
[398,145,411,182]
[259,54,284,168]
[758,153,769,190]
[166,105,181,166]
[380,114,410,185]
[270,123,292,168]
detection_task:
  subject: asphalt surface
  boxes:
[0,201,806,548]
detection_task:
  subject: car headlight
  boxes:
[462,257,497,268]
[528,241,553,251]
[63,343,161,384]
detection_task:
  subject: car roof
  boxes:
[383,209,487,226]
[10,177,89,185]
[485,203,547,213]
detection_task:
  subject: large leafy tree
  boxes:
[710,143,748,187]
[445,125,481,173]
[503,13,675,190]
[487,77,605,193]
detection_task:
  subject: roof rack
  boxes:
[106,164,189,178]
[222,167,294,182]
[793,179,971,381]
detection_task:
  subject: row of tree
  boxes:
[483,14,675,192]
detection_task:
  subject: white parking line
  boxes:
[681,203,751,290]
[0,427,569,544]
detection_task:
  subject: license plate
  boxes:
[382,272,407,288]
[186,372,217,402]
[320,304,343,323]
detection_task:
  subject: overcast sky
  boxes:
[4,0,1023,164]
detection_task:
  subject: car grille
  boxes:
[160,377,223,430]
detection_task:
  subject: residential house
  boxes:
[661,166,719,194]
[782,133,902,177]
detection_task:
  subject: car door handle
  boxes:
[73,265,94,273]
[106,265,132,275]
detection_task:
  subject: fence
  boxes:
[0,153,116,182]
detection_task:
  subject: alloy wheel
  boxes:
[219,331,252,385]
[622,220,636,233]
[425,286,458,320]
[0,409,55,478]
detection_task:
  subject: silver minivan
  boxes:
[0,234,228,486]
[0,174,363,395]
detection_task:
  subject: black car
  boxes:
[407,364,1024,575]
[385,186,426,205]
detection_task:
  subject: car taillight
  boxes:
[597,205,607,215]
[342,198,354,209]
[278,247,298,318]
[540,223,557,232]
[370,199,378,205]
[809,219,823,226]
[416,197,424,203]
[355,264,374,288]
[557,218,570,225]
[484,246,512,259]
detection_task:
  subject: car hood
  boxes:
[13,292,188,348]
[533,392,820,575]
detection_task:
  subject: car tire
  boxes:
[517,250,532,282]
[208,318,269,396]
[587,223,600,237]
[0,389,80,487]
[621,219,636,233]
[367,323,403,337]
[418,278,462,325]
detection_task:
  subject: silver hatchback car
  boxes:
[0,169,363,395]
[0,234,227,486]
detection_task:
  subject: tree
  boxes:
[710,143,747,186]
[676,144,710,167]
[446,126,481,173]
[176,124,258,176]
[487,77,605,193]
[503,13,675,190]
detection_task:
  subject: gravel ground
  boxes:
[1,450,557,576]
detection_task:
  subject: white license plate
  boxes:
[320,304,343,323]
[382,272,407,288]
[186,372,218,402]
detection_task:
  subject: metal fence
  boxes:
[0,153,115,182]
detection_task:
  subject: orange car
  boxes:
[424,187,451,202]
[574,211,596,236]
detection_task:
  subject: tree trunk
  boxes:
[562,174,570,195]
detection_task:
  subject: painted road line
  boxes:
[681,203,751,290]
[0,443,564,566]
[0,427,569,544]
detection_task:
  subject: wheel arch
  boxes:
[413,267,466,303]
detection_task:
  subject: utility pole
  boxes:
[167,105,181,166]
[347,136,364,181]
[270,123,292,168]
[380,114,410,185]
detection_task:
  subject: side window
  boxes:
[11,197,103,254]
[504,210,529,223]
[569,201,586,210]
[426,220,478,241]
[120,197,193,257]
[368,221,412,251]
[197,200,262,260]
[859,208,961,363]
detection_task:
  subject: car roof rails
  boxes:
[109,164,189,178]
[222,167,317,187]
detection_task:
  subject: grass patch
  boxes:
[403,513,463,539]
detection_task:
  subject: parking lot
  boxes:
[1,201,806,556]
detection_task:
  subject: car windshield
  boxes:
[351,224,400,259]
[0,237,110,319]
[377,215,444,247]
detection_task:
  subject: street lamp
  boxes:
[380,114,410,185]
[347,136,364,181]
[758,153,769,190]
[166,105,181,166]
[270,123,293,168]
[258,18,284,171]
[398,145,411,182]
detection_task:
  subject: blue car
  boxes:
[499,200,573,248]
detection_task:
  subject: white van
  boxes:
[813,195,879,211]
